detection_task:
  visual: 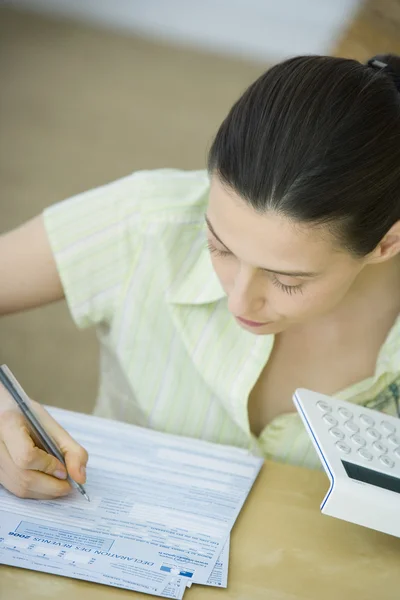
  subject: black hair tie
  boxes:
[367,57,400,93]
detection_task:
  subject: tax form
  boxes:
[0,408,262,598]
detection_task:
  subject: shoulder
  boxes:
[44,168,210,249]
[45,168,210,224]
[105,168,210,224]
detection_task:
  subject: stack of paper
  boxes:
[0,408,263,598]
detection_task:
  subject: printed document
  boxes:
[0,408,262,597]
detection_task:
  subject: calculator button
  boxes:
[359,414,375,427]
[351,434,366,447]
[387,434,400,446]
[336,441,351,454]
[373,441,388,454]
[381,421,397,435]
[380,456,395,469]
[357,448,373,461]
[323,415,338,427]
[330,428,345,440]
[338,407,353,419]
[365,428,381,441]
[317,401,331,412]
[344,420,359,434]
[394,447,400,459]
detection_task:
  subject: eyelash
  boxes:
[270,275,303,295]
[207,242,231,258]
[207,241,304,295]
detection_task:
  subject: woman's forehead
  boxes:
[208,179,343,272]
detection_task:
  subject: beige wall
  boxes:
[0,9,263,412]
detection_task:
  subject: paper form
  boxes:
[205,538,230,587]
[186,537,230,589]
[0,407,262,597]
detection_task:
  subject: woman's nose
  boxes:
[227,266,265,317]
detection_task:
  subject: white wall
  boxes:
[10,0,362,62]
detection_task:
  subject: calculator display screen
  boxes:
[342,461,400,494]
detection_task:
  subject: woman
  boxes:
[0,54,399,500]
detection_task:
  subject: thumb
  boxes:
[64,447,88,485]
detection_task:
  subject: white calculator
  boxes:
[293,389,400,538]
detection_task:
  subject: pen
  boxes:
[0,365,90,502]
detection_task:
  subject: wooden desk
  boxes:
[1,461,399,600]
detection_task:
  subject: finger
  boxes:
[30,402,89,484]
[0,411,67,479]
[0,440,71,500]
[5,471,72,500]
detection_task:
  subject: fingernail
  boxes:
[80,466,86,479]
[54,470,67,480]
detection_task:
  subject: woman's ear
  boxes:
[367,221,400,263]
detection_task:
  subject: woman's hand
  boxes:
[0,386,88,500]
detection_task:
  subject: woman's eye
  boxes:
[208,240,304,295]
[271,274,303,295]
[207,241,232,257]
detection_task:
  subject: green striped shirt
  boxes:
[44,169,400,469]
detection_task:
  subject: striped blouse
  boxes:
[43,169,400,469]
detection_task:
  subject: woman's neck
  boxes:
[341,255,400,318]
[291,255,400,342]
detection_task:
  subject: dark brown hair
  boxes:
[208,54,400,256]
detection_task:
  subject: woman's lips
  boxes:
[236,316,271,328]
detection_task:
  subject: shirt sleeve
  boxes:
[43,173,143,329]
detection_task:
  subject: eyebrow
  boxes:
[205,215,319,278]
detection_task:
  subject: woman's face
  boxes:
[207,177,368,335]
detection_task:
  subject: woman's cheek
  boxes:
[211,257,236,289]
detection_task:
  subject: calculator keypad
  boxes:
[358,448,373,461]
[351,434,366,447]
[336,441,351,454]
[365,428,381,440]
[323,415,338,427]
[381,421,396,434]
[316,399,400,473]
[380,456,395,468]
[344,421,359,434]
[388,434,400,446]
[372,441,387,454]
[338,407,353,419]
[359,414,375,427]
[330,428,345,440]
